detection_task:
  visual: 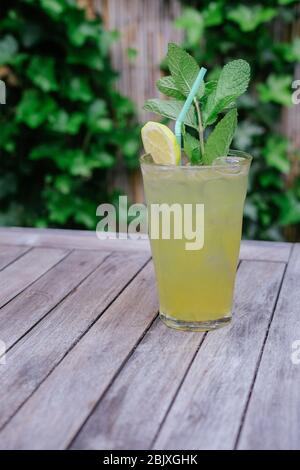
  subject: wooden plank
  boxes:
[0,247,69,308]
[0,227,150,252]
[0,228,292,262]
[0,245,30,271]
[0,251,149,431]
[240,240,292,263]
[238,244,300,450]
[153,260,285,450]
[0,250,110,350]
[0,261,158,450]
[71,318,204,450]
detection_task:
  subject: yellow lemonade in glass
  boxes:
[141,151,251,331]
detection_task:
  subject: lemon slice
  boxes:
[141,121,181,165]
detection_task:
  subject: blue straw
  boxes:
[175,67,207,149]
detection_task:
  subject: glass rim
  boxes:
[140,149,252,170]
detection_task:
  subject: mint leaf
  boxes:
[203,108,238,164]
[143,98,198,129]
[203,60,250,126]
[203,80,217,95]
[156,76,185,100]
[167,43,200,97]
[184,132,201,163]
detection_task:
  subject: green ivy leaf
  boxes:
[40,0,65,17]
[203,60,250,126]
[0,35,18,64]
[156,76,185,100]
[257,74,292,106]
[143,98,198,129]
[63,77,94,102]
[174,8,204,48]
[227,6,277,32]
[204,108,238,164]
[279,38,300,62]
[276,190,300,225]
[91,149,115,169]
[67,47,104,70]
[0,122,17,152]
[17,90,57,128]
[167,42,200,97]
[233,121,264,150]
[262,136,290,174]
[67,18,101,46]
[203,3,223,27]
[259,172,284,189]
[54,175,72,195]
[87,99,112,132]
[21,22,43,48]
[30,143,62,160]
[27,56,58,92]
[48,110,84,134]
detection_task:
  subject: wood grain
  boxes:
[238,244,300,450]
[0,250,109,350]
[0,262,158,450]
[71,318,204,450]
[0,251,149,431]
[0,247,68,308]
[0,245,30,271]
[96,0,183,121]
[0,227,150,252]
[153,260,285,450]
[0,227,296,450]
[240,240,292,263]
[0,228,292,262]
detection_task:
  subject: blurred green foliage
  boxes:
[178,0,300,240]
[0,0,139,229]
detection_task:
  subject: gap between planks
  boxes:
[0,255,288,448]
[0,228,293,262]
[237,244,300,450]
[152,260,286,450]
[0,251,150,437]
[0,245,33,272]
[0,257,155,450]
[233,247,292,449]
[68,259,284,450]
[0,247,71,310]
[0,242,296,452]
[0,250,114,356]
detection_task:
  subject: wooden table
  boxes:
[0,227,299,450]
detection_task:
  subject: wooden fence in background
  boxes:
[95,0,183,121]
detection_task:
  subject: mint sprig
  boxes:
[143,42,251,165]
[156,76,185,100]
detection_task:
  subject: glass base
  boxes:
[159,312,232,332]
